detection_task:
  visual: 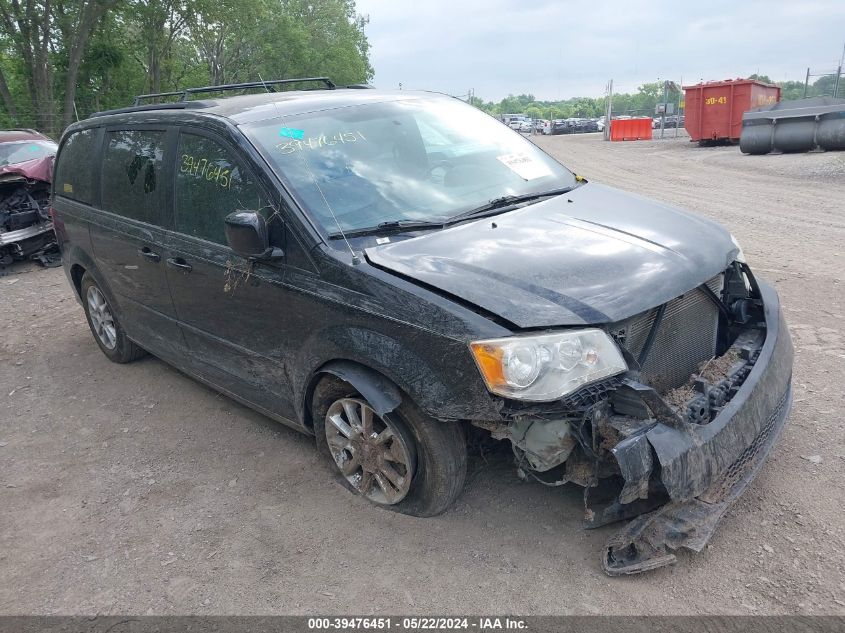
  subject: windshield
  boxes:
[0,140,57,166]
[242,96,576,234]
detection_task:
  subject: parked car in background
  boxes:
[596,117,606,132]
[54,80,792,576]
[652,115,685,130]
[501,113,526,125]
[0,129,59,271]
[550,119,574,135]
[517,120,533,133]
[502,114,529,130]
[575,119,599,133]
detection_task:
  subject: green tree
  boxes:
[55,0,119,127]
[748,73,773,84]
[0,0,372,133]
[0,0,57,132]
[811,74,839,97]
[779,80,808,101]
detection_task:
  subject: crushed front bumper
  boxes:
[603,280,793,574]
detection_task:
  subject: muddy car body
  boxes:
[53,80,793,574]
[0,129,57,269]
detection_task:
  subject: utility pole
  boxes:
[834,42,844,98]
[675,77,682,138]
[604,79,613,141]
[660,79,668,139]
[803,68,810,98]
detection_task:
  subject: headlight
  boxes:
[730,234,746,263]
[469,329,627,401]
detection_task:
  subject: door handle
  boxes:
[138,247,161,263]
[166,257,192,273]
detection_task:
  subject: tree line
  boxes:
[0,0,372,137]
[471,73,841,120]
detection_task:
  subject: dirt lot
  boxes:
[1,134,844,615]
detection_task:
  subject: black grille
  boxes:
[611,275,723,392]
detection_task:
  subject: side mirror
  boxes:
[224,211,283,260]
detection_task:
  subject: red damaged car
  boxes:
[0,129,59,270]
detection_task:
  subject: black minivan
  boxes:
[53,78,793,574]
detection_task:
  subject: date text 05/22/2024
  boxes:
[307,617,528,630]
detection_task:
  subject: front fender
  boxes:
[315,360,403,417]
[292,325,502,424]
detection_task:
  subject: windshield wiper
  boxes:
[446,186,576,223]
[327,185,578,239]
[328,219,445,239]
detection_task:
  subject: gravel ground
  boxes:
[1,134,844,615]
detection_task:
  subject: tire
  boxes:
[313,376,466,517]
[80,273,147,364]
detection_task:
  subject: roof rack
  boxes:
[132,77,336,106]
[89,101,211,119]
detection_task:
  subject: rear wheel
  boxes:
[313,376,466,517]
[81,273,146,363]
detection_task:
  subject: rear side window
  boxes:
[101,130,165,224]
[175,133,266,244]
[55,129,95,203]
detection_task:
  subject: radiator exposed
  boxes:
[610,275,723,393]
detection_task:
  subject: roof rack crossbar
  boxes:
[132,90,189,106]
[132,77,335,106]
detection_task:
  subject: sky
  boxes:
[353,0,845,101]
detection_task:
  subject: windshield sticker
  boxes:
[63,183,73,193]
[275,131,367,155]
[375,236,390,245]
[279,127,305,140]
[496,153,553,180]
[180,154,232,189]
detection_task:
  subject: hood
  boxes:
[0,155,54,184]
[365,182,738,328]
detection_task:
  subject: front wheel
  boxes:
[313,377,466,517]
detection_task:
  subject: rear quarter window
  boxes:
[101,130,165,224]
[55,129,96,204]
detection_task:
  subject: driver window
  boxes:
[175,133,267,245]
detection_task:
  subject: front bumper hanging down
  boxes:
[603,281,793,575]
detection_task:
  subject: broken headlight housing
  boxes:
[469,329,627,401]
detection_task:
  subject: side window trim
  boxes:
[90,126,104,208]
[160,126,179,231]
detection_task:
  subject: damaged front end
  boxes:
[0,156,60,272]
[474,263,793,575]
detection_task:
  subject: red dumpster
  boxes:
[609,118,652,141]
[684,78,781,143]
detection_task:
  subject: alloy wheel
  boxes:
[86,286,117,350]
[324,398,415,505]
